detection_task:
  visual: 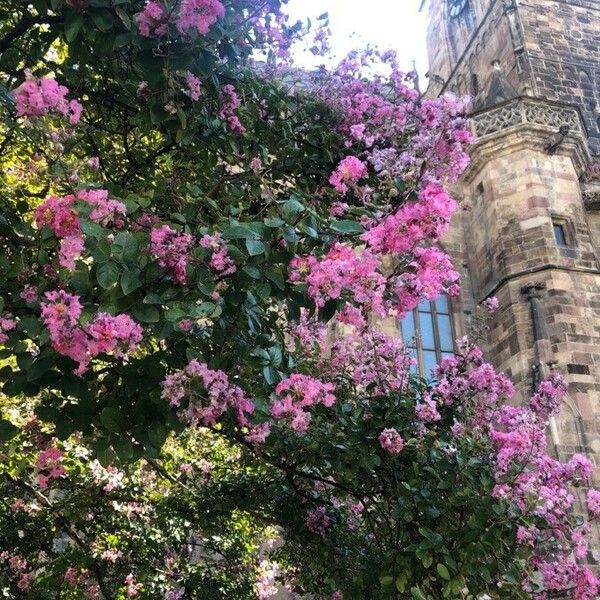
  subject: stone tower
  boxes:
[420,0,600,555]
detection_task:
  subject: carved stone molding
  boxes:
[582,184,600,210]
[461,97,592,181]
[471,97,582,138]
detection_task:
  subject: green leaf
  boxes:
[379,576,393,587]
[330,219,364,234]
[148,422,167,449]
[64,13,84,42]
[99,407,125,433]
[281,196,305,217]
[410,587,428,600]
[80,218,105,238]
[121,270,142,295]
[0,419,18,441]
[246,239,266,256]
[97,261,120,289]
[132,304,160,323]
[436,564,450,580]
[112,437,134,461]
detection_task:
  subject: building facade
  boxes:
[417,0,600,557]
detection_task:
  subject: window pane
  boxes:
[408,347,419,374]
[553,223,567,246]
[435,295,449,314]
[423,350,438,375]
[437,314,454,352]
[401,312,416,345]
[418,310,435,350]
[441,351,454,360]
[418,300,431,313]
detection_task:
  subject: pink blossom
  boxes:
[59,235,85,270]
[134,1,169,37]
[14,71,83,125]
[185,71,202,101]
[0,316,16,343]
[379,428,404,454]
[329,156,367,194]
[20,285,39,304]
[217,84,245,134]
[124,573,143,598]
[250,156,263,173]
[200,232,237,276]
[35,447,65,489]
[415,397,442,422]
[162,360,256,431]
[271,374,336,432]
[176,0,225,35]
[305,506,331,536]
[361,184,457,254]
[482,296,499,312]
[586,489,600,518]
[150,225,194,285]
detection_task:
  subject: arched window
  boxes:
[400,296,455,375]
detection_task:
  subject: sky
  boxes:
[284,0,429,78]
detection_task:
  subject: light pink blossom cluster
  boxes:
[199,232,237,276]
[271,374,336,432]
[361,184,457,254]
[150,225,194,284]
[394,247,460,317]
[35,446,65,490]
[482,296,499,312]
[290,243,386,316]
[318,326,412,395]
[177,0,225,35]
[34,190,126,270]
[185,71,202,101]
[134,1,169,37]
[378,428,404,454]
[161,359,257,432]
[329,156,367,194]
[41,290,143,374]
[0,316,16,343]
[14,71,83,125]
[124,573,143,598]
[217,84,245,134]
[255,560,279,599]
[1,551,34,590]
[304,506,331,536]
[587,489,600,518]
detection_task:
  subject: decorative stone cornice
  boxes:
[462,97,592,182]
[582,183,600,210]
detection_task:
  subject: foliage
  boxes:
[0,1,598,599]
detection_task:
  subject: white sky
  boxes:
[285,0,429,79]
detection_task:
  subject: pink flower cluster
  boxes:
[199,232,237,276]
[150,225,194,284]
[587,489,600,518]
[217,84,245,134]
[0,316,16,343]
[161,359,257,432]
[415,397,441,423]
[35,447,65,490]
[135,1,169,37]
[318,326,412,395]
[529,372,567,419]
[304,506,331,536]
[361,184,457,254]
[394,247,460,317]
[255,560,279,600]
[290,243,386,317]
[271,374,336,432]
[329,156,367,194]
[177,0,225,35]
[41,290,143,374]
[135,0,225,38]
[35,190,126,270]
[14,71,82,125]
[538,561,598,600]
[378,428,404,454]
[185,71,202,101]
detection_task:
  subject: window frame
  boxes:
[550,215,575,248]
[399,297,457,375]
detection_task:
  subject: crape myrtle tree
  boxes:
[0,0,598,598]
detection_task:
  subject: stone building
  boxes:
[414,0,600,556]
